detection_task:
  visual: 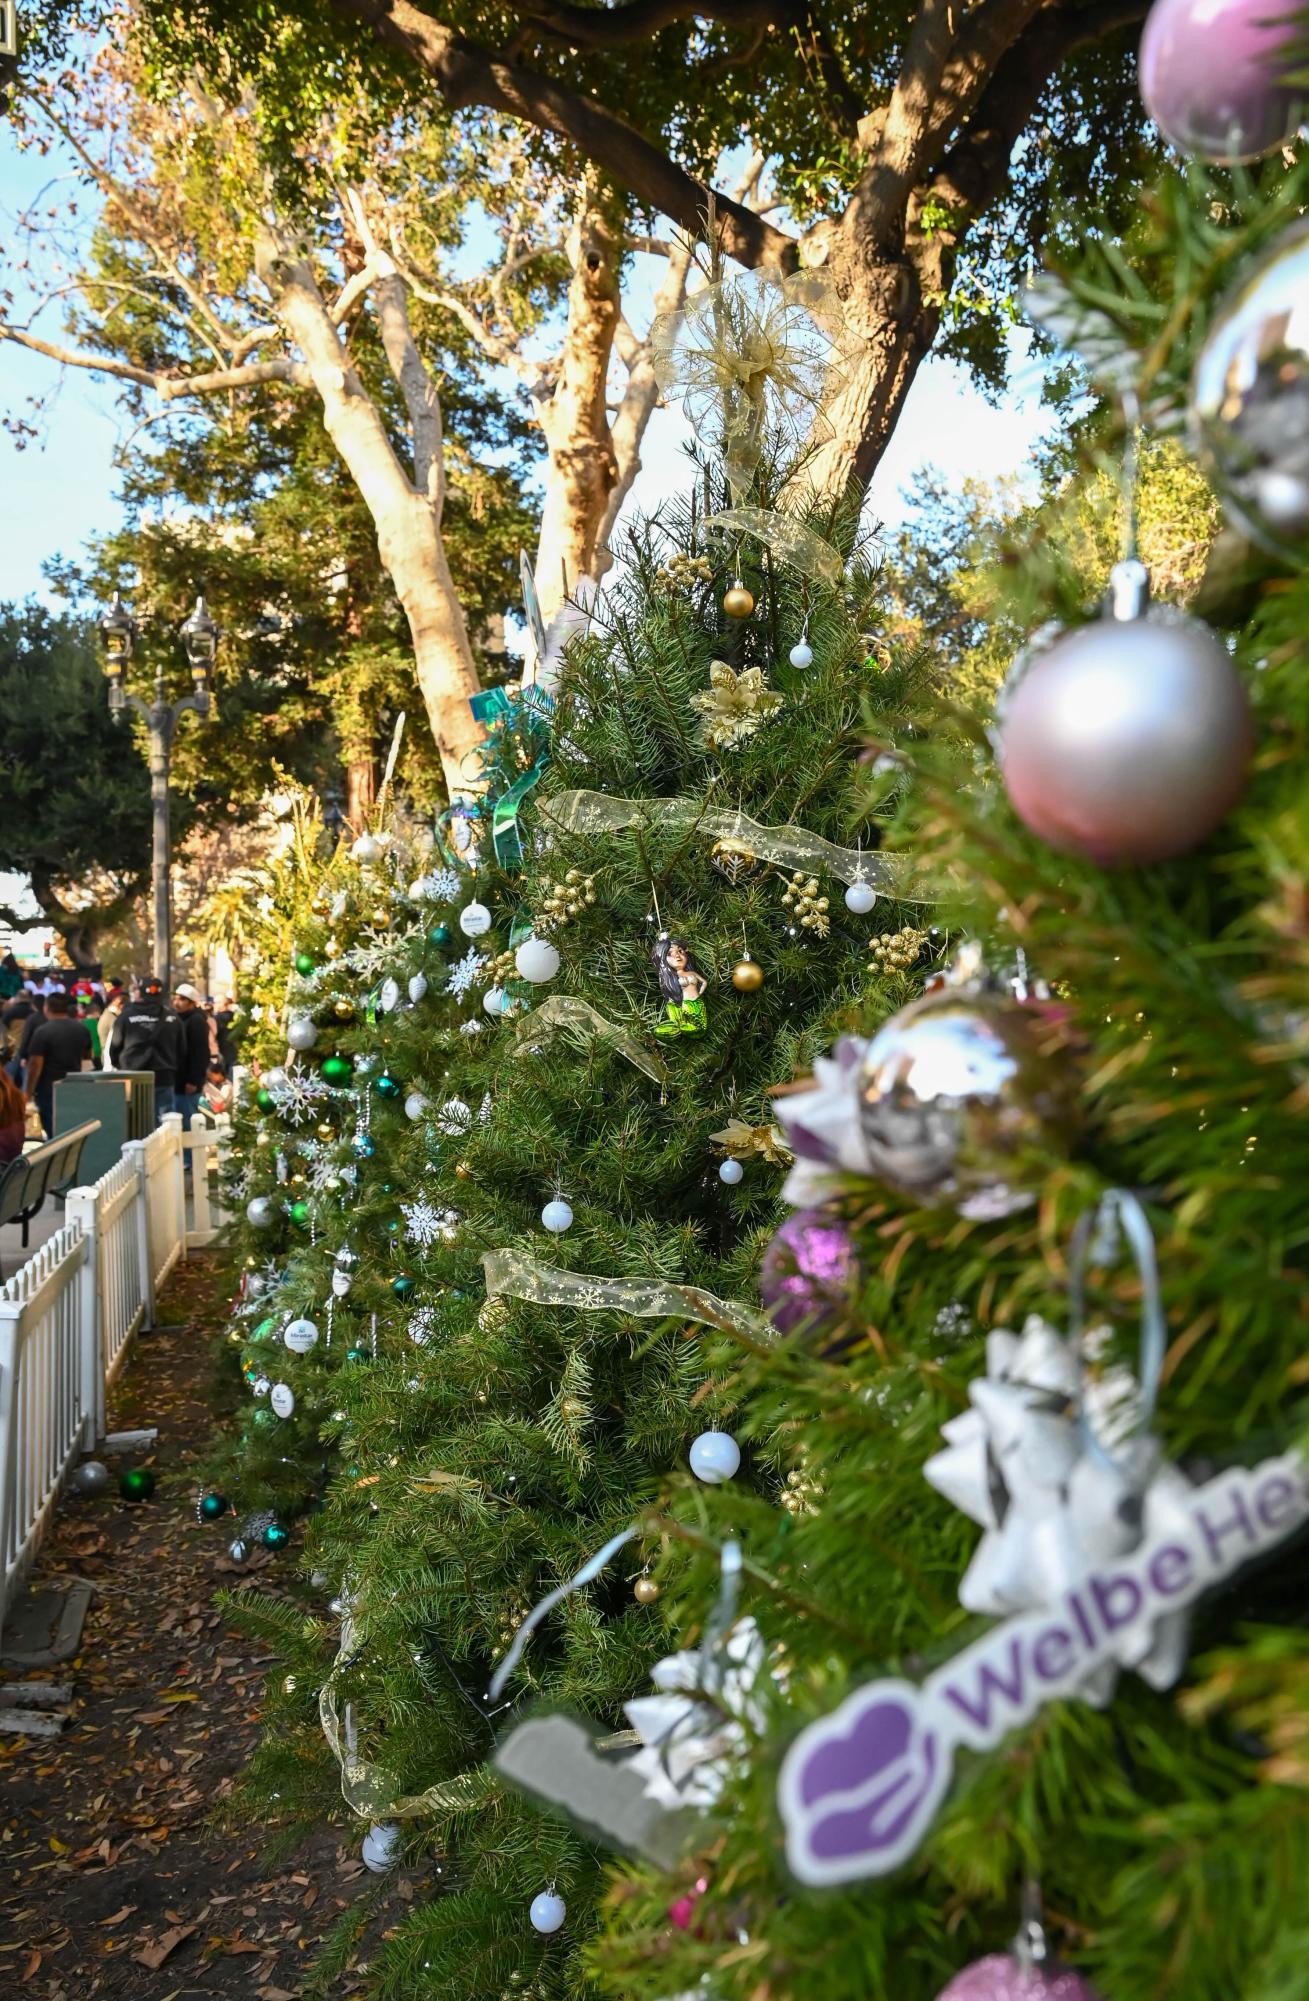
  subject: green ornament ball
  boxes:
[321,1055,353,1087]
[255,1088,275,1113]
[263,1521,290,1550]
[376,1072,402,1099]
[289,1199,310,1227]
[294,950,317,976]
[253,1408,277,1430]
[429,922,452,948]
[119,1466,156,1503]
[200,1492,228,1521]
[346,1345,371,1364]
[252,1318,276,1342]
[391,1274,415,1299]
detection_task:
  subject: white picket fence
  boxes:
[0,1112,232,1628]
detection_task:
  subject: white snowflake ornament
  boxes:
[446,947,488,999]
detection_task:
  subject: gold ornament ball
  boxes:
[633,1575,660,1605]
[732,956,765,992]
[316,1120,335,1141]
[454,1159,472,1179]
[370,905,390,927]
[723,583,755,618]
[333,998,355,1021]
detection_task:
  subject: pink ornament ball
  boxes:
[935,1953,1101,2001]
[667,1875,709,1932]
[1139,0,1303,162]
[760,1207,861,1346]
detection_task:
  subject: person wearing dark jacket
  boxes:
[13,995,46,1084]
[171,983,210,1128]
[109,978,185,1124]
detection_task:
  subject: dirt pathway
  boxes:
[0,1255,410,2001]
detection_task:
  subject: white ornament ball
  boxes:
[408,973,428,1003]
[404,1091,429,1123]
[484,985,508,1016]
[789,639,814,669]
[362,1822,401,1874]
[352,831,383,864]
[284,1317,319,1353]
[530,1890,567,1935]
[246,1196,275,1229]
[514,935,561,984]
[689,1429,741,1484]
[270,1382,295,1419]
[459,901,492,937]
[844,879,877,915]
[264,1065,287,1090]
[718,1157,744,1185]
[541,1198,574,1233]
[286,1015,318,1051]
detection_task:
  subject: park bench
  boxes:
[0,1121,101,1281]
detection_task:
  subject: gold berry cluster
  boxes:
[537,870,596,932]
[657,550,714,591]
[781,871,831,938]
[869,925,928,972]
[781,1467,821,1516]
[485,946,517,985]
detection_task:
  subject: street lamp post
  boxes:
[97,591,220,987]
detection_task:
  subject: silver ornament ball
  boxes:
[858,989,1079,1219]
[246,1195,275,1229]
[286,1015,317,1051]
[352,831,383,864]
[404,1091,429,1122]
[228,1536,251,1564]
[1193,220,1309,555]
[998,574,1252,865]
[72,1458,111,1497]
[789,638,814,669]
[362,1822,402,1873]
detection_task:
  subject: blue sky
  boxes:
[0,117,1059,609]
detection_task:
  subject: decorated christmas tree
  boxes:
[218,268,940,1985]
[580,60,1309,2001]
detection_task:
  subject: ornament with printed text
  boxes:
[1139,0,1303,161]
[515,935,561,984]
[287,1015,317,1051]
[998,561,1253,866]
[284,1317,319,1354]
[1193,221,1309,554]
[689,1430,740,1483]
[459,901,492,938]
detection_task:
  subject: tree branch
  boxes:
[0,323,313,400]
[330,0,797,270]
[520,0,772,48]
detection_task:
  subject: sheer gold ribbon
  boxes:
[702,506,842,584]
[513,995,668,1085]
[482,1249,776,1347]
[542,791,925,897]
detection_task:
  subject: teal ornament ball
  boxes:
[392,1274,415,1299]
[200,1491,228,1521]
[119,1466,156,1503]
[255,1088,275,1113]
[294,950,317,977]
[376,1072,402,1099]
[321,1054,353,1087]
[429,922,452,948]
[346,1345,371,1364]
[263,1521,290,1550]
[352,1133,377,1159]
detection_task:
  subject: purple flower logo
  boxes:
[778,1679,949,1885]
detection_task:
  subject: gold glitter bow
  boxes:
[691,661,784,749]
[650,268,857,496]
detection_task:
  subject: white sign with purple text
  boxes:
[778,1452,1307,1885]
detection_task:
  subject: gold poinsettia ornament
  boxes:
[691,660,783,749]
[709,1116,794,1165]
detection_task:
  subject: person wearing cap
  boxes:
[172,983,210,1129]
[108,977,185,1125]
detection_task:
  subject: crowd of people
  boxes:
[0,961,240,1157]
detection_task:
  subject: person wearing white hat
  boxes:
[172,984,210,1129]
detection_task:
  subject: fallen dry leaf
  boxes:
[135,1922,197,1970]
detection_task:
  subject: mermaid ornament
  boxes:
[651,932,709,1037]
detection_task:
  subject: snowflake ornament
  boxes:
[445,947,488,998]
[408,1307,438,1347]
[410,867,461,903]
[267,1065,333,1126]
[401,1199,460,1248]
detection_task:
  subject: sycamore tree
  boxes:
[129,0,1158,496]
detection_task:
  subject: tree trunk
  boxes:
[346,756,377,829]
[532,192,621,623]
[799,218,943,500]
[255,228,486,799]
